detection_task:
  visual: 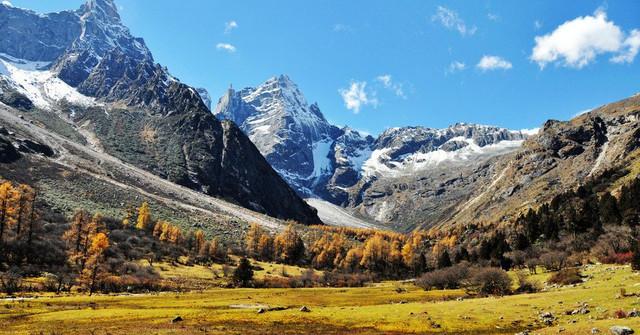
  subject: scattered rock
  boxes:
[257,308,265,314]
[610,326,634,335]
[592,328,600,334]
[515,331,529,335]
[299,306,310,312]
[398,300,407,304]
[171,316,183,323]
[539,311,556,326]
[0,135,20,163]
[628,309,639,317]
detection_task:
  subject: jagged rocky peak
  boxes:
[196,88,212,110]
[80,0,121,23]
[0,1,323,225]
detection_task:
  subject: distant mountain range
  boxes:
[213,76,536,230]
[2,0,639,234]
[0,0,321,225]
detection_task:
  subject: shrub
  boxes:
[0,270,23,295]
[416,262,470,290]
[548,268,582,285]
[466,267,512,296]
[604,252,633,265]
[514,271,541,294]
[614,309,628,319]
[539,251,568,271]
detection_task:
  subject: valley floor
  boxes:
[0,264,639,334]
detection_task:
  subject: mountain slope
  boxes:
[440,93,640,228]
[214,76,530,230]
[0,0,321,225]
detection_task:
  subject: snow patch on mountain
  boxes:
[310,139,333,179]
[363,136,525,178]
[0,56,98,109]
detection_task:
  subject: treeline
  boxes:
[425,174,640,273]
[0,177,233,294]
[244,223,433,279]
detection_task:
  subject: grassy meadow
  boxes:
[1,264,639,334]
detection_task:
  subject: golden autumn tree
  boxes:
[341,246,364,272]
[245,223,265,258]
[257,234,274,261]
[0,181,13,244]
[122,205,134,228]
[136,201,152,230]
[209,237,221,261]
[402,232,427,275]
[194,229,205,254]
[360,234,390,273]
[168,226,183,244]
[63,210,99,271]
[81,232,110,295]
[273,224,305,265]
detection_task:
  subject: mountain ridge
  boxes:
[213,75,531,230]
[0,0,322,225]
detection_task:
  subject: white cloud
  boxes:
[487,13,499,22]
[339,81,378,114]
[333,24,352,33]
[224,20,238,34]
[611,29,640,63]
[573,108,593,118]
[432,6,477,36]
[476,55,513,71]
[216,43,236,53]
[1,1,12,7]
[520,128,540,136]
[531,9,640,69]
[447,61,466,74]
[534,20,543,30]
[375,74,406,98]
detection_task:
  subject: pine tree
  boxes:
[437,250,452,269]
[233,257,254,287]
[274,224,305,265]
[632,239,640,272]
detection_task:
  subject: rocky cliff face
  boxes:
[440,94,640,229]
[214,76,530,230]
[0,0,321,225]
[214,75,343,196]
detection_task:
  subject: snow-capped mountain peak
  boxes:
[214,76,531,203]
[81,0,120,23]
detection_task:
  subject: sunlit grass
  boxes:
[0,264,639,334]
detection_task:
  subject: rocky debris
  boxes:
[0,134,20,163]
[568,303,590,315]
[515,331,529,335]
[539,312,556,326]
[16,139,55,157]
[257,308,265,314]
[171,316,183,323]
[299,306,311,313]
[628,309,639,317]
[592,328,600,334]
[610,326,634,335]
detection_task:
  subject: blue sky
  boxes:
[10,0,640,135]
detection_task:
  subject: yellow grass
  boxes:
[0,264,639,334]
